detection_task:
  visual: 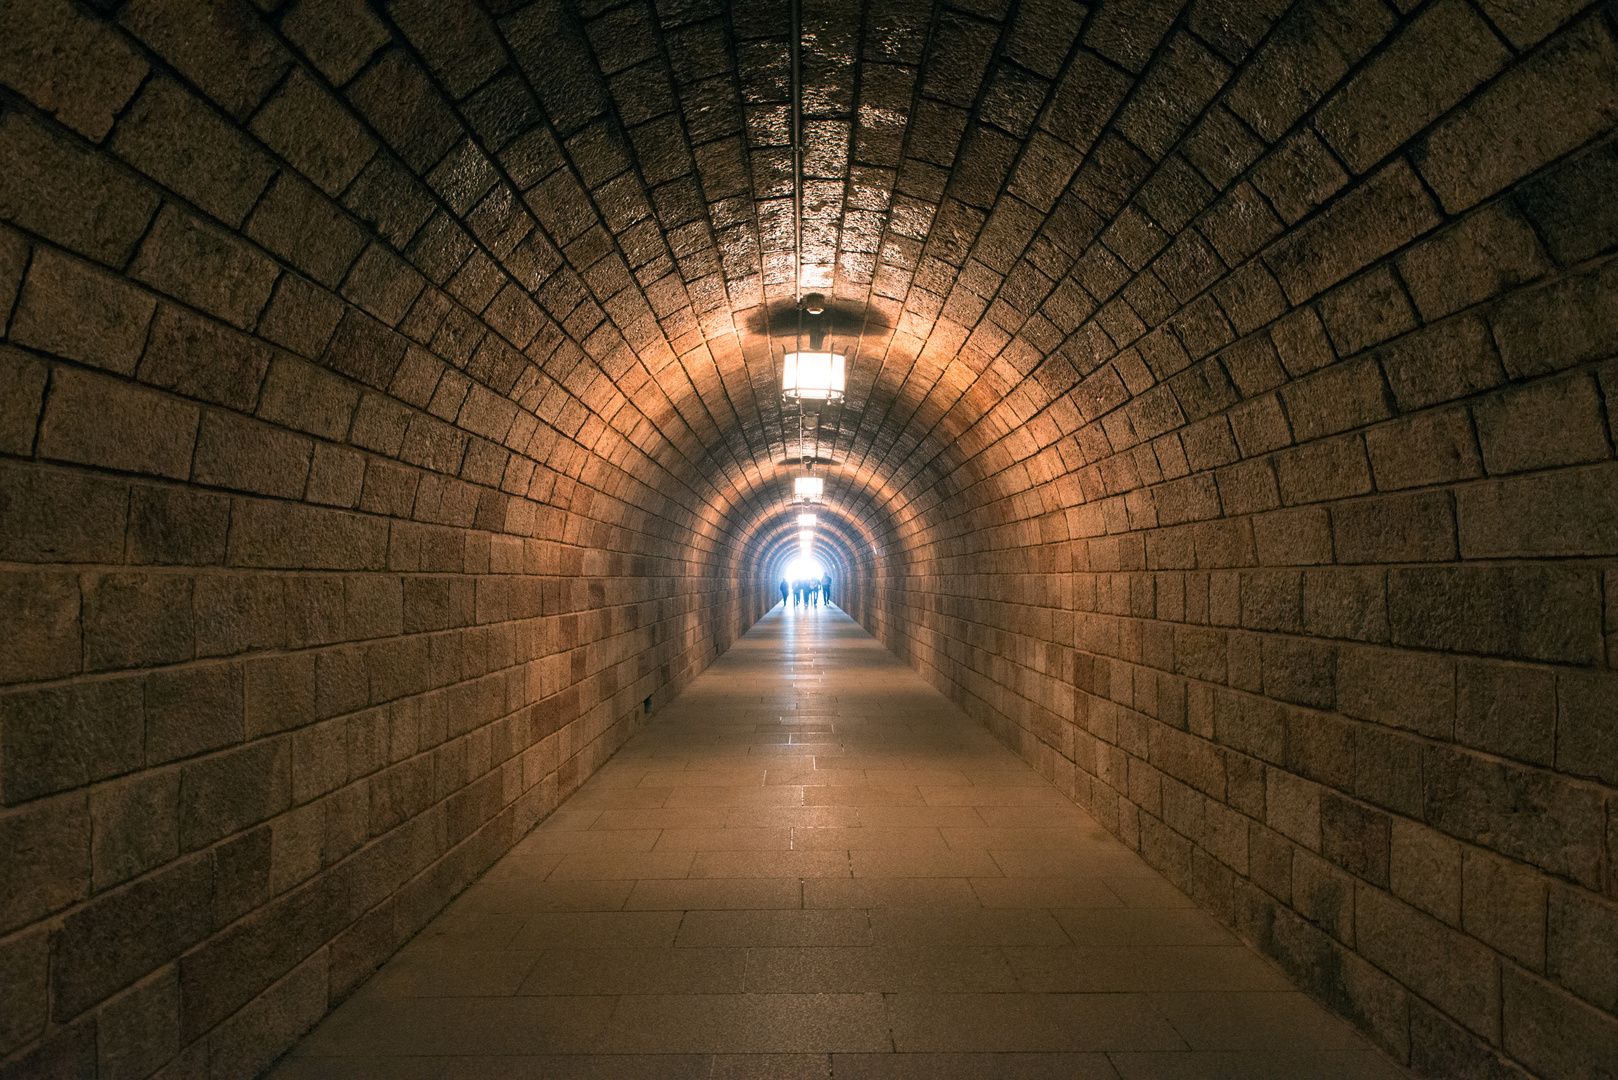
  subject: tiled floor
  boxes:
[269,605,1404,1079]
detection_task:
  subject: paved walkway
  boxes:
[270,605,1401,1079]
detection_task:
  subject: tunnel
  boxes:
[1,0,1616,1076]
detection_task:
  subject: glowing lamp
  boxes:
[797,513,817,527]
[781,351,845,402]
[794,476,823,499]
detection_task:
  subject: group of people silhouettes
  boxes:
[781,574,832,608]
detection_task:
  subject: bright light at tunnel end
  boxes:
[783,555,826,581]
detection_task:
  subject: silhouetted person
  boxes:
[821,573,831,606]
[779,579,788,607]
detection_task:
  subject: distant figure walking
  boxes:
[821,572,832,606]
[779,579,789,607]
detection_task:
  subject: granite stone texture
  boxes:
[0,1,1614,1078]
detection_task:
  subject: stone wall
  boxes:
[854,4,1618,1077]
[0,3,774,1076]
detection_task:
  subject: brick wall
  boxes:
[846,4,1618,1078]
[0,3,777,1077]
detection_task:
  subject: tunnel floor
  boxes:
[268,605,1401,1080]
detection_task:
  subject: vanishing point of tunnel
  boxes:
[1,0,1616,1077]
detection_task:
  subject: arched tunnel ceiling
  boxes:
[290,0,1300,558]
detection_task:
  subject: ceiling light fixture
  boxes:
[794,476,823,500]
[797,513,817,527]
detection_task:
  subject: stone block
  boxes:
[211,824,271,928]
[10,247,157,375]
[344,575,404,641]
[286,577,345,651]
[95,967,180,1080]
[269,800,324,896]
[323,309,411,391]
[1462,847,1546,970]
[109,76,277,227]
[1279,357,1393,443]
[1248,507,1329,568]
[250,67,376,196]
[141,305,277,420]
[1292,847,1354,944]
[0,924,48,1056]
[119,0,290,119]
[144,661,244,766]
[128,204,279,330]
[39,367,199,481]
[1268,305,1335,378]
[282,0,390,85]
[52,850,211,1019]
[1238,570,1301,633]
[1502,964,1618,1080]
[1247,821,1290,900]
[1456,659,1555,768]
[226,499,389,571]
[244,654,316,739]
[315,647,368,720]
[1227,393,1292,457]
[256,357,361,444]
[1364,408,1483,492]
[1490,261,1618,380]
[1314,0,1508,175]
[1415,14,1618,213]
[258,274,347,360]
[1320,790,1390,887]
[1357,882,1500,1042]
[0,462,128,564]
[127,484,232,566]
[1477,374,1611,478]
[1250,129,1348,227]
[0,795,90,934]
[1556,669,1618,787]
[1264,767,1319,850]
[1389,565,1601,665]
[1378,314,1505,412]
[0,569,80,684]
[1301,568,1388,644]
[1336,644,1453,739]
[0,347,45,458]
[1423,744,1606,889]
[1316,266,1417,358]
[178,737,292,851]
[1389,817,1461,926]
[82,571,195,672]
[194,573,285,658]
[1333,490,1456,564]
[193,412,313,500]
[0,0,150,141]
[1516,138,1618,266]
[342,243,427,328]
[293,718,349,804]
[1547,883,1618,1013]
[1479,0,1593,48]
[0,676,143,805]
[90,770,180,893]
[1264,158,1440,304]
[1274,435,1372,506]
[1353,725,1423,819]
[246,172,367,290]
[306,444,366,509]
[0,109,160,266]
[1398,201,1551,322]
